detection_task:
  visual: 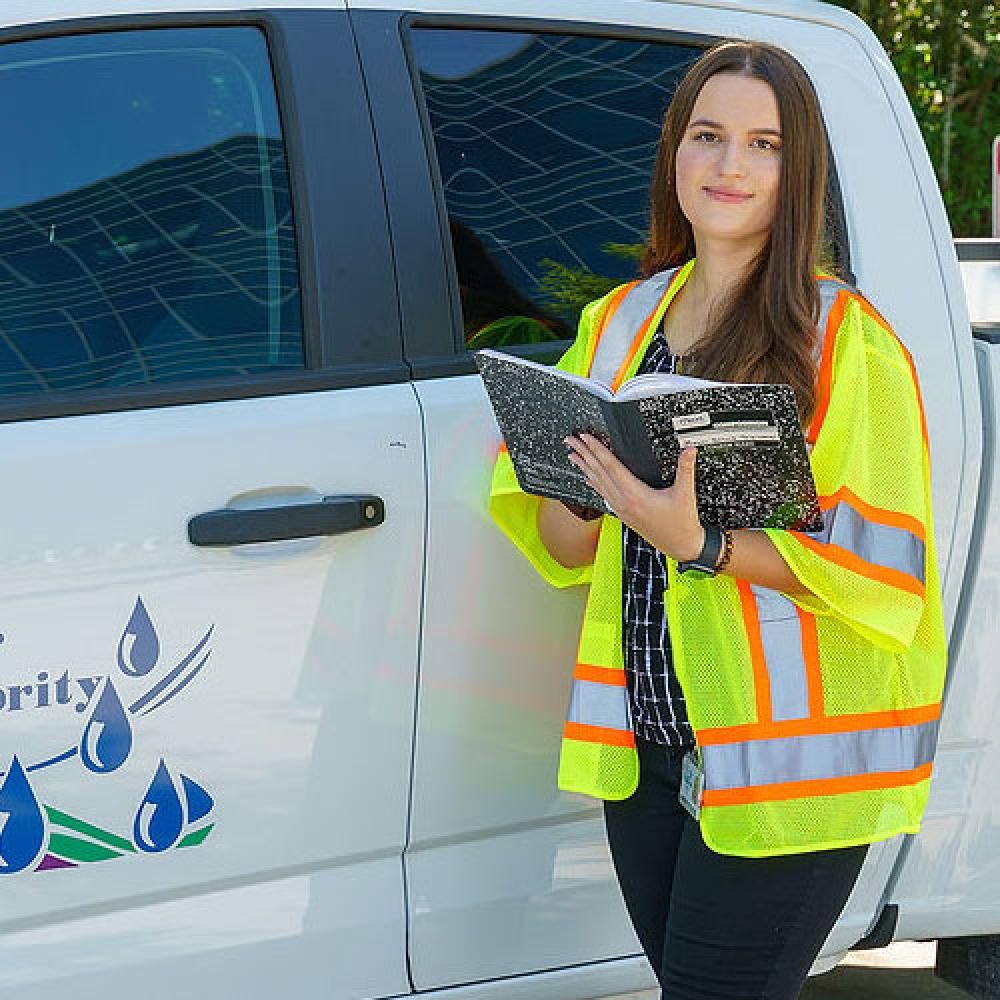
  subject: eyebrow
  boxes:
[688,118,782,137]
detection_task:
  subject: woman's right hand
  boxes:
[536,497,601,569]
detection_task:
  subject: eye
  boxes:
[692,131,720,143]
[751,137,780,151]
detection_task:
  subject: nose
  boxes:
[718,138,747,177]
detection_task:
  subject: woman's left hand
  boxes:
[565,433,705,563]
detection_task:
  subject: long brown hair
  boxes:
[642,41,833,423]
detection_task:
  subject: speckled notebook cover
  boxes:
[476,350,613,512]
[636,385,823,531]
[476,350,823,531]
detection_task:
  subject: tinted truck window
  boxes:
[0,27,303,397]
[409,28,702,351]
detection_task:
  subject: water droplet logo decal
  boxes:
[117,596,160,678]
[181,775,214,825]
[80,678,133,774]
[133,760,184,853]
[0,597,217,876]
[0,757,46,874]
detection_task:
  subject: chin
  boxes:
[690,221,769,244]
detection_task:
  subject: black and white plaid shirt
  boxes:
[622,325,697,747]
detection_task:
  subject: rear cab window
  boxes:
[0,27,304,401]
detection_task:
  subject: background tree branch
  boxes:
[829,1,1000,235]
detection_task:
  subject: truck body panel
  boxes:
[889,253,1000,940]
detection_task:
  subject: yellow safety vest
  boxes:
[489,260,947,858]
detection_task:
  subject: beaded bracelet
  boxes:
[714,528,735,574]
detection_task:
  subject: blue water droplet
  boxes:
[180,775,214,825]
[80,678,133,774]
[133,760,184,853]
[117,596,160,678]
[0,757,46,874]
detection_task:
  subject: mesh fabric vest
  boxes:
[489,261,947,857]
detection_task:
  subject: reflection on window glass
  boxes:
[0,27,303,398]
[411,28,701,350]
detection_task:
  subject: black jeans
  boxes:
[604,739,868,1000]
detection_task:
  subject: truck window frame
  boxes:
[0,10,408,424]
[369,10,853,377]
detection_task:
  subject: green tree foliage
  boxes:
[536,258,618,323]
[536,243,644,321]
[828,1,1000,235]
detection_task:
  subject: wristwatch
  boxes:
[677,525,724,578]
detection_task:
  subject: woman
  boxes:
[488,41,947,1000]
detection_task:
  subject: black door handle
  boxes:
[188,495,385,547]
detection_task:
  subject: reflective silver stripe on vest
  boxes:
[589,269,679,384]
[701,717,939,791]
[813,278,855,366]
[813,501,926,585]
[593,274,851,381]
[750,586,810,722]
[566,679,630,731]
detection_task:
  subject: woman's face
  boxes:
[674,72,782,249]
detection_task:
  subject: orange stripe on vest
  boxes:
[819,485,926,541]
[609,276,680,392]
[702,762,933,807]
[698,701,941,746]
[584,282,637,376]
[736,581,773,725]
[563,721,636,747]
[574,663,627,686]
[791,531,926,597]
[797,607,825,719]
[807,289,848,445]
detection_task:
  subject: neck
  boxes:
[686,235,766,311]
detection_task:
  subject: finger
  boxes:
[577,433,617,465]
[575,438,655,527]
[564,435,598,467]
[566,455,616,513]
[565,441,603,484]
[568,451,611,497]
[567,442,622,506]
[566,435,608,480]
[580,434,648,503]
[565,439,595,475]
[577,435,632,487]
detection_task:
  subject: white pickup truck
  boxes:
[0,0,995,997]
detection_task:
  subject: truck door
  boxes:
[0,12,420,1000]
[352,7,708,990]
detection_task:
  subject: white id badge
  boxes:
[679,750,704,820]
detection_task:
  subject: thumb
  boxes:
[677,447,698,499]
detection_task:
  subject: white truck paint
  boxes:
[0,0,992,997]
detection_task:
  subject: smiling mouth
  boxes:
[704,187,752,202]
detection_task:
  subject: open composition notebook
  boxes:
[476,348,823,531]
